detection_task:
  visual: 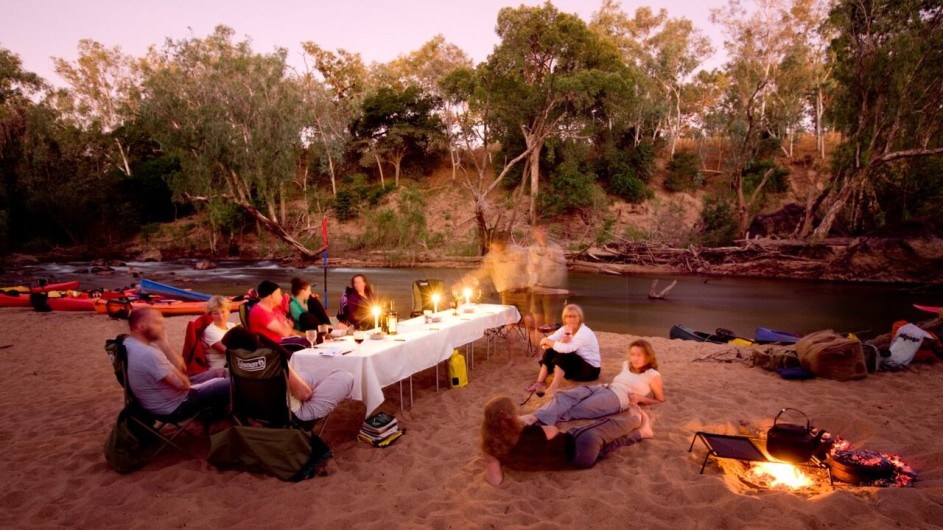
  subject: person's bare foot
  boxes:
[524,382,538,393]
[638,410,654,440]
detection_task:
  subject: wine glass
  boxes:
[353,330,366,352]
[305,329,318,348]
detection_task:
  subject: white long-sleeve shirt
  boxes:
[546,324,600,368]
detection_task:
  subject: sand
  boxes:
[1,309,942,529]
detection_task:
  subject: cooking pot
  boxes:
[766,408,825,464]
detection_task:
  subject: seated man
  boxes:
[248,280,305,346]
[125,308,229,419]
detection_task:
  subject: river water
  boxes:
[10,260,938,340]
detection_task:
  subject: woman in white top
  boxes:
[523,339,664,427]
[525,304,601,396]
[202,295,236,370]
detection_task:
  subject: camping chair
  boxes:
[238,297,260,328]
[182,313,214,376]
[410,279,445,318]
[226,338,328,435]
[105,335,207,462]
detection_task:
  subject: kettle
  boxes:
[765,408,825,464]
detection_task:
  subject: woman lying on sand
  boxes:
[481,396,653,486]
[522,339,664,426]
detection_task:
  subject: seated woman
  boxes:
[525,304,600,395]
[201,295,237,370]
[222,327,354,422]
[288,277,331,331]
[523,339,664,427]
[481,395,653,486]
[248,280,306,347]
[336,274,375,329]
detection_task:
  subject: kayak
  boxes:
[0,289,136,309]
[0,280,80,294]
[670,324,730,344]
[139,278,213,302]
[755,327,802,344]
[94,297,245,317]
[914,304,941,315]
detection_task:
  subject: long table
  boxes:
[289,304,521,416]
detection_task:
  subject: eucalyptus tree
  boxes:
[51,40,140,177]
[484,2,627,221]
[139,26,319,257]
[802,0,943,238]
[372,35,473,179]
[350,85,445,187]
[590,1,713,157]
[300,43,368,196]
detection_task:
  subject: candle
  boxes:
[462,287,472,306]
[372,305,381,331]
[431,293,441,313]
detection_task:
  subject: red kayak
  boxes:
[0,289,136,310]
[94,297,245,317]
[0,281,81,294]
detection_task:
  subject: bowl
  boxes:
[330,329,347,339]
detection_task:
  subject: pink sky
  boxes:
[4,0,726,87]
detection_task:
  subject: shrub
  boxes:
[697,194,738,247]
[743,160,789,195]
[610,167,652,203]
[628,141,657,183]
[333,190,358,221]
[664,151,702,192]
[537,162,602,218]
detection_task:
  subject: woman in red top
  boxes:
[248,280,303,344]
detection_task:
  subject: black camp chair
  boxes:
[410,279,446,318]
[225,334,325,434]
[105,335,207,461]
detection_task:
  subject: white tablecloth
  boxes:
[289,304,521,416]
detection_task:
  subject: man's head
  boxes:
[128,307,164,343]
[257,280,282,308]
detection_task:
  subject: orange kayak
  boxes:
[94,298,245,317]
[0,281,81,294]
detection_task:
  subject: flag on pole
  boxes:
[321,217,329,306]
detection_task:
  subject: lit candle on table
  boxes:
[372,305,381,331]
[432,293,441,314]
[463,287,472,306]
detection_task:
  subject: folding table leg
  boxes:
[399,380,405,412]
[409,375,414,409]
[435,363,439,392]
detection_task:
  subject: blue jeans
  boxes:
[167,369,230,420]
[532,385,621,425]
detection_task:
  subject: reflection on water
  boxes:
[4,262,934,340]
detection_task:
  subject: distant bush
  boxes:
[538,161,604,218]
[743,160,789,195]
[333,190,358,221]
[609,167,652,203]
[697,194,738,247]
[664,151,702,192]
[628,141,657,183]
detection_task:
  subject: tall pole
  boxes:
[321,217,329,308]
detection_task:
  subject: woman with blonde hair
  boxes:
[201,295,237,370]
[526,304,600,396]
[481,395,652,487]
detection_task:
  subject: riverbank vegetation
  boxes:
[1,0,941,279]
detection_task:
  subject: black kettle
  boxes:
[766,408,825,464]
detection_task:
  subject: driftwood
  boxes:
[648,279,678,300]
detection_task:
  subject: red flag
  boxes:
[321,217,328,248]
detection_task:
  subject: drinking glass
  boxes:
[353,330,366,352]
[305,329,318,348]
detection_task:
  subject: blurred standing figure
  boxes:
[457,232,530,317]
[527,225,568,330]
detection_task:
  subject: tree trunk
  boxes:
[815,89,826,159]
[316,119,337,195]
[373,149,385,188]
[392,152,404,187]
[528,142,541,223]
[811,177,856,239]
[115,138,131,177]
[474,202,490,256]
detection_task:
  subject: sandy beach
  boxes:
[2,309,942,529]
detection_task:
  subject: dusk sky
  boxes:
[4,0,728,87]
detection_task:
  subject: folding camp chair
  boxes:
[410,279,445,318]
[105,335,207,462]
[226,337,328,435]
[238,298,260,328]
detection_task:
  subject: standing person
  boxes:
[337,274,375,329]
[521,339,664,426]
[456,232,530,318]
[288,277,331,331]
[125,308,229,419]
[248,280,303,344]
[527,224,568,333]
[480,396,653,487]
[202,295,237,370]
[526,304,600,396]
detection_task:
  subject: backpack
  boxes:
[103,406,155,473]
[207,426,332,481]
[105,334,130,387]
[182,313,214,375]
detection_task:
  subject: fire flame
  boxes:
[749,462,813,489]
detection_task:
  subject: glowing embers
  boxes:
[827,439,917,487]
